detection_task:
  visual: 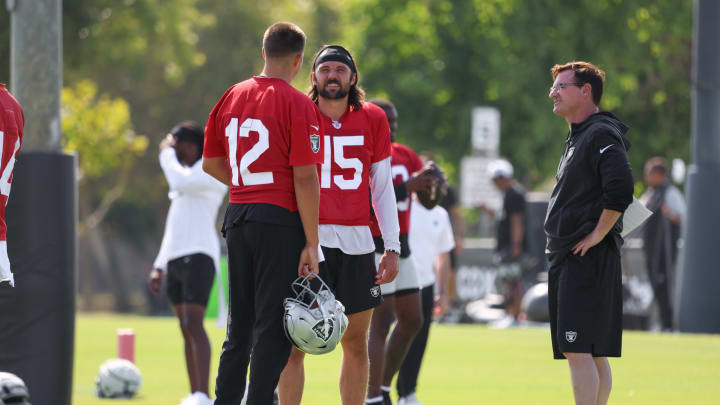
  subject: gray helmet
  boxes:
[283,274,348,355]
[0,372,31,405]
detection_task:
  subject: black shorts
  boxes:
[319,247,383,315]
[166,253,216,306]
[548,239,623,359]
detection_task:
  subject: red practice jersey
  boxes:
[370,142,423,236]
[318,103,391,226]
[204,77,323,212]
[0,84,24,242]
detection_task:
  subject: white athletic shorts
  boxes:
[375,254,420,296]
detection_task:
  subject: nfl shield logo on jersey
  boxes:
[565,331,577,343]
[310,134,320,153]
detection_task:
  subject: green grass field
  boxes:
[73,313,720,404]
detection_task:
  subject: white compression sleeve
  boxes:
[370,157,401,253]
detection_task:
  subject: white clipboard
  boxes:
[621,196,653,237]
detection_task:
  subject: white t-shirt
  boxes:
[153,148,227,271]
[409,199,455,288]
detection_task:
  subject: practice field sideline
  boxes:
[72,313,720,404]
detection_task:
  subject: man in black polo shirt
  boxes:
[545,61,634,405]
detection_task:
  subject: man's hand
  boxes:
[405,165,435,194]
[434,294,449,317]
[149,268,164,296]
[159,134,175,151]
[661,204,681,225]
[572,208,621,256]
[376,250,399,284]
[572,230,604,256]
[298,243,319,279]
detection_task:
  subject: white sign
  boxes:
[471,107,500,152]
[460,156,503,209]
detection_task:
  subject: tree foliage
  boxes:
[61,79,148,233]
[343,0,692,187]
[62,80,147,179]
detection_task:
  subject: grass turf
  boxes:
[73,313,720,404]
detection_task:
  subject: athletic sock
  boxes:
[381,386,393,405]
[366,395,384,404]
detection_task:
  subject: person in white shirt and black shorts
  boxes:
[149,122,227,405]
[396,197,455,405]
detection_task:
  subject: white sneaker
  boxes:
[180,392,213,405]
[193,392,214,405]
[398,392,423,405]
[179,393,195,405]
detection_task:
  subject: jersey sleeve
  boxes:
[371,108,391,163]
[289,97,323,166]
[203,89,231,159]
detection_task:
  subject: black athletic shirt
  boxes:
[544,112,634,265]
[496,184,527,256]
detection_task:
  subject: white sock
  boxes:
[366,395,384,404]
[381,385,392,393]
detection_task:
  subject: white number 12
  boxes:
[225,118,273,186]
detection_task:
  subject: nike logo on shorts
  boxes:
[600,144,614,154]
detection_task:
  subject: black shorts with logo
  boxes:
[166,253,216,306]
[319,247,383,315]
[548,238,623,359]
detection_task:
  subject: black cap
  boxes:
[170,121,204,151]
[313,45,356,73]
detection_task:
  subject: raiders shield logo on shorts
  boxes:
[310,134,320,153]
[370,286,380,298]
[565,331,577,343]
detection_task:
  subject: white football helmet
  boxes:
[283,274,348,355]
[94,358,142,399]
[0,372,31,405]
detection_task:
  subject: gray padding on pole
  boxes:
[0,152,77,405]
[676,0,720,333]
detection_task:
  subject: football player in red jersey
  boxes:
[201,22,323,405]
[278,45,401,405]
[0,83,24,288]
[367,99,435,405]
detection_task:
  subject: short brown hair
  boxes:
[551,61,605,106]
[308,45,365,111]
[263,22,306,58]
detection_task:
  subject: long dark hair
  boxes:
[308,45,365,111]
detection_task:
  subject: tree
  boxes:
[61,79,148,310]
[342,0,692,188]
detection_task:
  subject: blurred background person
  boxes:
[149,122,227,405]
[396,179,455,405]
[423,152,464,314]
[640,157,686,331]
[477,158,527,325]
[367,98,431,405]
